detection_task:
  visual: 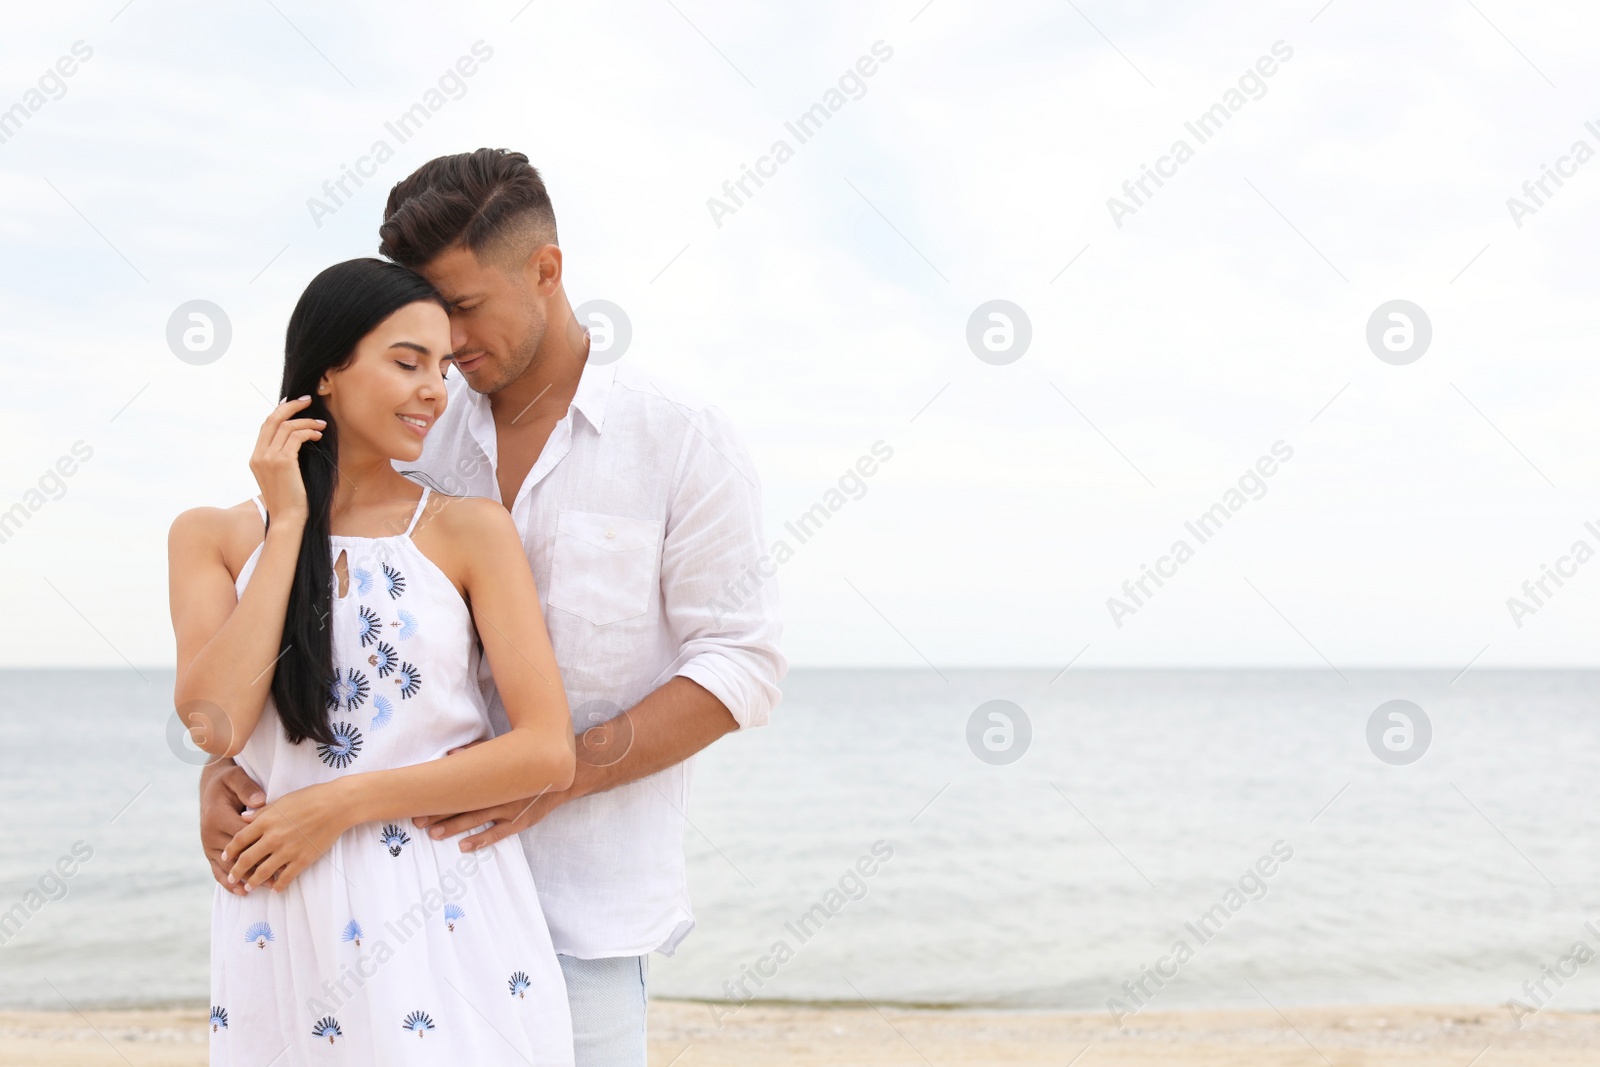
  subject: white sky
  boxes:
[3,0,1600,670]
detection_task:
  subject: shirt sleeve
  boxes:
[660,403,786,729]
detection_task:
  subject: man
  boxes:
[199,148,785,1065]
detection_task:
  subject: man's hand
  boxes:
[410,680,737,850]
[411,737,568,852]
[201,761,265,896]
[413,786,566,852]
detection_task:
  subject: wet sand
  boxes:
[0,1000,1593,1065]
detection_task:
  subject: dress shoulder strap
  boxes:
[250,496,268,524]
[402,487,432,537]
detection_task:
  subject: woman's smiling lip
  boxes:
[397,413,432,437]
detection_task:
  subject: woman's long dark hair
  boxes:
[271,258,446,745]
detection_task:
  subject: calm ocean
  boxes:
[2,668,1597,1015]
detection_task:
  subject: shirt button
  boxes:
[606,528,616,539]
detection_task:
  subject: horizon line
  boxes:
[6,663,1600,673]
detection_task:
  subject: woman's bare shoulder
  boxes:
[170,501,265,564]
[421,492,513,536]
[412,493,521,581]
[407,493,518,596]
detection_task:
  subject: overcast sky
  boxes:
[3,0,1600,671]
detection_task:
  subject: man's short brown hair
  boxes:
[379,148,557,270]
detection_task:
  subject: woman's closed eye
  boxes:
[396,359,453,381]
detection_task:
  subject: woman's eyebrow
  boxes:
[389,341,429,354]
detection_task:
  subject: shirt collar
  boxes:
[455,352,617,465]
[569,354,615,435]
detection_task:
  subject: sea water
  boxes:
[2,668,1597,1017]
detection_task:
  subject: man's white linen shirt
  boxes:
[402,357,784,958]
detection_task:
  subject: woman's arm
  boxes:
[169,398,324,757]
[224,497,575,890]
[332,497,575,819]
[169,508,301,757]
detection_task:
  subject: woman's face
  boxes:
[319,301,452,463]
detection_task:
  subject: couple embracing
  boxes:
[168,148,785,1065]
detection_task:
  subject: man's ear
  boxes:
[528,243,563,294]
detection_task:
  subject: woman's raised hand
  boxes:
[250,396,325,525]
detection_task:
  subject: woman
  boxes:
[168,258,576,1064]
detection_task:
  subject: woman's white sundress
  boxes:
[210,488,574,1066]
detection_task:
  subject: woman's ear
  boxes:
[316,372,333,397]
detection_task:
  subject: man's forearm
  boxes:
[564,676,736,801]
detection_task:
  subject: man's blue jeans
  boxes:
[559,954,649,1067]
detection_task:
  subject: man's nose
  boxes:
[450,318,468,353]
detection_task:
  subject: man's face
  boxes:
[418,244,546,395]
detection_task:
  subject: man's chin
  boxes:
[457,363,502,394]
[467,369,515,398]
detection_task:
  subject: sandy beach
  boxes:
[1,1000,1593,1065]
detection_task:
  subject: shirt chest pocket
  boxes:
[546,511,663,626]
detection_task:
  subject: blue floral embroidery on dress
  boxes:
[370,695,395,731]
[393,661,422,699]
[508,972,530,999]
[443,903,464,932]
[341,919,363,946]
[209,1006,228,1031]
[356,606,382,647]
[382,563,407,600]
[380,824,410,856]
[328,668,370,712]
[245,922,274,949]
[367,641,397,678]
[392,609,419,641]
[312,1017,343,1043]
[401,1011,435,1037]
[353,567,374,596]
[393,662,425,703]
[318,722,363,769]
